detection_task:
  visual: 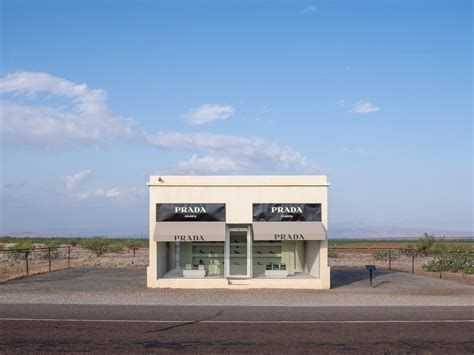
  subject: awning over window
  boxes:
[252,222,327,241]
[154,222,225,242]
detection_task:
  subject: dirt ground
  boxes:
[1,245,472,285]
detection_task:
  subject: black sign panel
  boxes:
[156,203,225,222]
[253,203,321,222]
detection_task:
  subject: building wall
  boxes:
[147,176,330,289]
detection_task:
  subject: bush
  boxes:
[416,233,447,256]
[124,239,142,256]
[423,246,473,275]
[107,241,124,253]
[80,237,109,256]
[9,240,35,257]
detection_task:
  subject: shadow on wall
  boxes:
[331,267,391,288]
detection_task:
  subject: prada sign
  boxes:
[154,221,225,242]
[156,203,225,222]
[253,222,326,241]
[253,203,325,241]
[253,203,321,222]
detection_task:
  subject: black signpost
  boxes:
[366,264,376,287]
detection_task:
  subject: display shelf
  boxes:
[183,269,207,278]
[253,253,282,258]
[192,254,224,258]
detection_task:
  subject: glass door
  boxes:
[226,227,251,277]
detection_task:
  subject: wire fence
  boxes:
[1,245,472,283]
[329,247,473,282]
[0,246,148,282]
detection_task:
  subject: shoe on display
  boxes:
[269,250,274,254]
[234,250,240,254]
[257,250,262,254]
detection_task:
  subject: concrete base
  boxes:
[265,270,289,277]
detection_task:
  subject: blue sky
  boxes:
[0,0,472,236]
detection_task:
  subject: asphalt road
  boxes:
[1,304,473,353]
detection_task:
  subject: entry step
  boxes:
[227,278,251,285]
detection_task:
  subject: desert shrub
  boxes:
[124,239,142,256]
[415,233,447,256]
[80,237,109,256]
[0,236,11,243]
[0,243,4,250]
[9,240,35,257]
[416,233,436,254]
[423,246,473,275]
[107,241,124,253]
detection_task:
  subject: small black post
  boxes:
[411,250,415,274]
[67,246,71,268]
[48,249,52,272]
[388,250,392,271]
[25,251,29,275]
[365,265,376,287]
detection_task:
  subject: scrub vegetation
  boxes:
[0,236,148,258]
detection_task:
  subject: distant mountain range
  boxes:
[329,223,473,239]
[1,223,472,239]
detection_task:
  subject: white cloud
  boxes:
[1,71,320,175]
[174,154,244,174]
[301,5,317,14]
[0,72,137,148]
[181,104,235,125]
[349,101,380,114]
[74,187,121,200]
[145,131,316,174]
[66,170,91,190]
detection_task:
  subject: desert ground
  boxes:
[1,241,472,284]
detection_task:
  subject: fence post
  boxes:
[439,255,443,279]
[67,246,71,268]
[25,251,29,275]
[411,250,415,274]
[388,250,392,271]
[48,249,52,272]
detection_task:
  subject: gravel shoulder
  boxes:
[0,267,472,307]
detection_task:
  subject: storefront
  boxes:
[147,176,330,289]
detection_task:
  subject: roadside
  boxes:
[0,267,472,307]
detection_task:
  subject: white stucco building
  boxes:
[147,176,330,289]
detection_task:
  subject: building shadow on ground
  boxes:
[331,267,392,288]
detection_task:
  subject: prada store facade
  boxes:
[147,176,330,289]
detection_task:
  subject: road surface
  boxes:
[1,304,473,353]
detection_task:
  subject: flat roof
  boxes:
[148,176,329,187]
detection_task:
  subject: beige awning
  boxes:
[154,222,225,242]
[252,222,327,241]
